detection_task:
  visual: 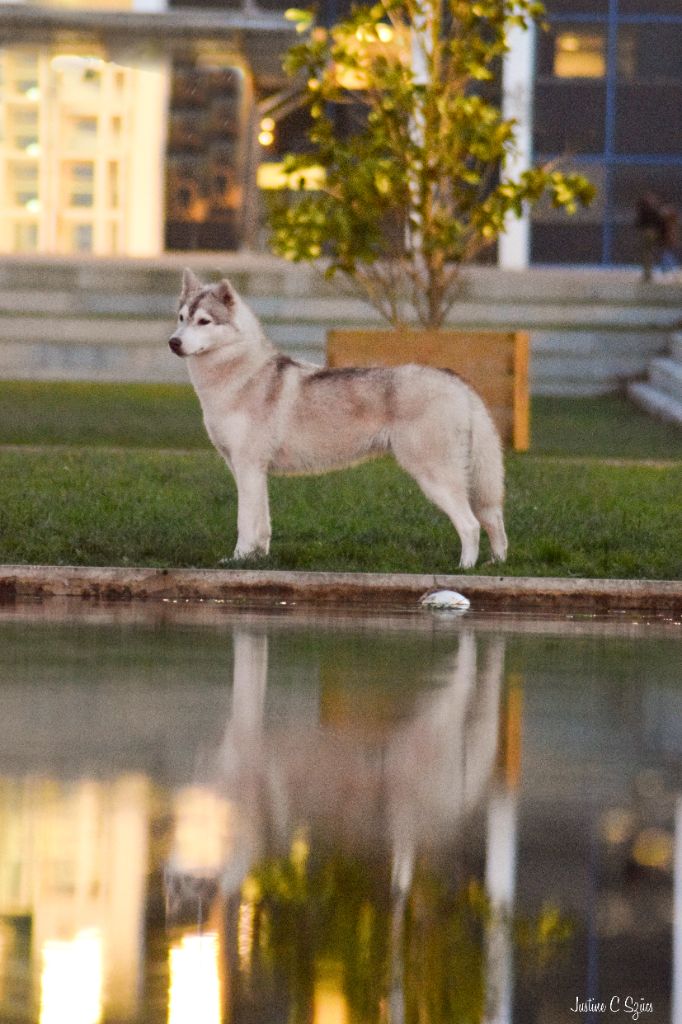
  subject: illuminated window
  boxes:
[554,31,606,78]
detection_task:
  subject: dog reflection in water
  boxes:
[165,627,506,905]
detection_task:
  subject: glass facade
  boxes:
[532,0,682,265]
[164,54,248,251]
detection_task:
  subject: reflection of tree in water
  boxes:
[240,837,572,1024]
[245,835,389,1023]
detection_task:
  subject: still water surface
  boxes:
[0,605,680,1024]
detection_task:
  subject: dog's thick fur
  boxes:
[169,269,507,568]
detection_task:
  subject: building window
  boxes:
[554,30,606,78]
[534,3,682,265]
[66,163,95,208]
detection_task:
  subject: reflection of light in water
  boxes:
[314,982,349,1024]
[168,934,221,1024]
[172,787,231,875]
[40,928,103,1024]
[0,922,10,1003]
[237,900,255,975]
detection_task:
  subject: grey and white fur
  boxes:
[168,269,507,568]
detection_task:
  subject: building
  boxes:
[0,0,681,265]
[531,0,682,266]
[0,0,294,257]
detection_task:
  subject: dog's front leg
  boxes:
[232,465,271,559]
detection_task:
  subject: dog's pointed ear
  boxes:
[214,278,236,310]
[181,267,201,301]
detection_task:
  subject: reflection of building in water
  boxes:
[0,616,680,1023]
[0,774,151,1023]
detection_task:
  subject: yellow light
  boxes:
[258,130,275,146]
[259,117,275,132]
[40,929,103,1024]
[172,786,231,876]
[632,828,673,870]
[559,34,580,52]
[25,143,41,157]
[314,982,349,1024]
[334,64,368,90]
[256,162,326,190]
[168,934,221,1024]
[25,198,41,213]
[237,900,255,974]
[376,24,394,43]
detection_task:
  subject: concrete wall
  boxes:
[1,253,681,395]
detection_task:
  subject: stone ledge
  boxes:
[0,565,681,614]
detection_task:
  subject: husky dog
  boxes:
[169,269,507,568]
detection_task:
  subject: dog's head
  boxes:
[168,268,241,358]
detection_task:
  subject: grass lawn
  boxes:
[0,381,208,449]
[0,382,680,578]
[2,381,682,458]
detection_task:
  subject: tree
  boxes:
[268,0,595,329]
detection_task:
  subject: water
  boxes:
[0,602,680,1024]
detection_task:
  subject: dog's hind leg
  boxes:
[232,465,271,558]
[473,505,508,563]
[417,479,481,569]
[392,436,480,567]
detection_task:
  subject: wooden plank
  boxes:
[326,328,529,449]
[513,331,530,452]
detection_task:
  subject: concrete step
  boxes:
[649,356,682,402]
[627,381,682,429]
[2,288,681,334]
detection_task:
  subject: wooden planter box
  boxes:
[327,328,530,451]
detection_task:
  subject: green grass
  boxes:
[2,381,682,459]
[0,447,679,578]
[0,381,680,578]
[0,381,208,449]
[531,395,682,460]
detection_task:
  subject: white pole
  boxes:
[484,789,519,1024]
[498,19,536,270]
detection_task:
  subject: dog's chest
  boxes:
[202,407,250,458]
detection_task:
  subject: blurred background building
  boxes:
[0,0,680,265]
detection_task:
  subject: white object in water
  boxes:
[419,589,471,611]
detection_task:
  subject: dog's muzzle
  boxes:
[168,336,184,356]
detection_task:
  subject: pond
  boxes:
[0,602,680,1024]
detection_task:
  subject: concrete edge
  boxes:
[0,565,681,614]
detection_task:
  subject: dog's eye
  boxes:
[178,312,185,322]
[197,317,212,326]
